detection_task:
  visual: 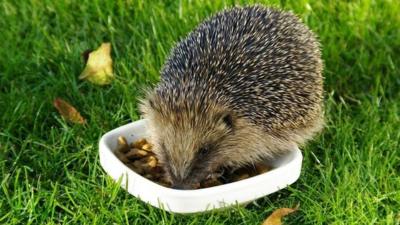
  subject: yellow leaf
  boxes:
[79,42,114,85]
[53,98,86,124]
[261,205,299,225]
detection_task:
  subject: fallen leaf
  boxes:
[79,42,113,85]
[53,98,86,124]
[261,204,299,225]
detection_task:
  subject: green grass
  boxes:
[1,0,399,224]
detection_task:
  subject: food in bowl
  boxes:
[114,136,271,189]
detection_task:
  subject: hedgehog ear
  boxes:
[220,112,234,130]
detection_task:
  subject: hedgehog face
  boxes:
[140,96,236,189]
[157,113,234,189]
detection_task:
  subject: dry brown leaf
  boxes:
[53,98,86,124]
[79,42,114,85]
[261,204,299,225]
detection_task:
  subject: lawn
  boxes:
[0,0,399,224]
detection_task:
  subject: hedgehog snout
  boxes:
[167,162,214,190]
[169,175,198,190]
[170,182,193,190]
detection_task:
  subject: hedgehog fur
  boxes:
[140,5,324,189]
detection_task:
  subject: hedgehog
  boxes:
[139,5,323,189]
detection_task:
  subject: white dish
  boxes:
[99,119,302,214]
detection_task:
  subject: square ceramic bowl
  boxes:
[99,119,302,214]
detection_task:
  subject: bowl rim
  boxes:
[99,119,303,213]
[99,119,302,197]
